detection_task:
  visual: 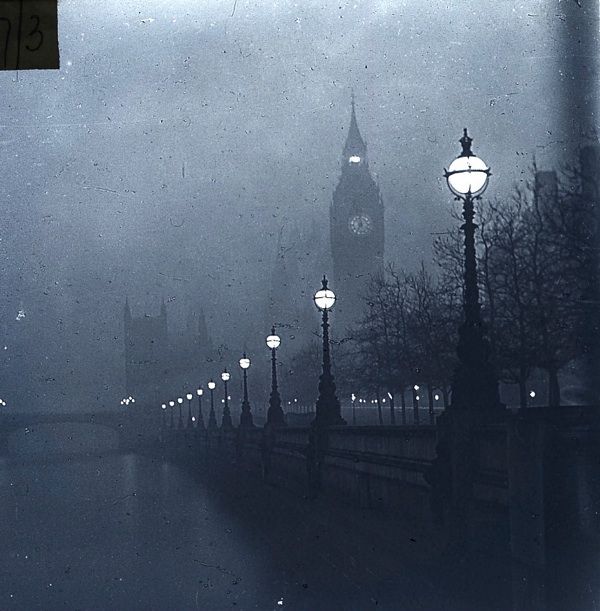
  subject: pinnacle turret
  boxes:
[342,93,367,165]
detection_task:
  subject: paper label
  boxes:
[0,0,59,70]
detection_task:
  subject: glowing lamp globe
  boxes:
[239,356,251,369]
[177,397,183,404]
[221,371,230,382]
[186,393,193,401]
[445,129,490,198]
[169,401,175,407]
[266,333,281,350]
[196,388,203,396]
[208,380,216,390]
[161,403,166,410]
[314,287,336,311]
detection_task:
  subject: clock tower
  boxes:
[330,96,384,333]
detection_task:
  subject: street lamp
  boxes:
[220,370,233,430]
[186,393,193,428]
[266,326,285,427]
[412,384,420,426]
[169,400,175,428]
[239,353,254,428]
[161,403,167,428]
[351,393,356,425]
[444,129,501,411]
[196,388,205,430]
[313,275,345,426]
[177,397,184,429]
[207,380,218,430]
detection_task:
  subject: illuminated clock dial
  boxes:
[348,214,372,236]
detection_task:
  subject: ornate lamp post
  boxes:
[207,380,218,430]
[266,326,286,427]
[220,370,234,430]
[239,354,254,428]
[161,403,167,428]
[444,128,501,411]
[186,393,193,428]
[196,388,205,430]
[177,397,184,429]
[168,400,175,428]
[313,276,345,426]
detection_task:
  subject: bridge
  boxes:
[0,410,159,456]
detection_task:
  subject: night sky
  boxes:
[0,1,569,410]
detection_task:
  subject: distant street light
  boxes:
[351,393,356,425]
[186,393,193,428]
[266,326,285,427]
[207,380,218,430]
[196,388,205,430]
[313,275,345,426]
[177,397,184,429]
[161,403,167,428]
[168,400,175,428]
[220,370,233,430]
[444,129,501,412]
[239,354,254,429]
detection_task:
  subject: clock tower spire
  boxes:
[330,96,384,334]
[343,92,367,165]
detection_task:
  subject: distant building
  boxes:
[265,222,328,348]
[330,96,384,334]
[124,299,213,406]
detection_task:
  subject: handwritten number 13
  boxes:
[25,14,43,52]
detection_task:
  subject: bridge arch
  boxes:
[5,422,121,457]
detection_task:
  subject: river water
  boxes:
[0,450,489,611]
[0,452,287,610]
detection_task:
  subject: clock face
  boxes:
[348,214,372,236]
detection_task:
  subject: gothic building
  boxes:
[124,299,168,405]
[330,97,384,333]
[266,222,327,347]
[124,299,213,406]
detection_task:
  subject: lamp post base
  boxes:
[240,400,255,428]
[267,391,286,427]
[450,319,503,411]
[313,374,346,427]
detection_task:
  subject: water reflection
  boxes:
[0,453,267,610]
[0,451,490,610]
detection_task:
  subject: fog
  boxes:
[0,0,566,410]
